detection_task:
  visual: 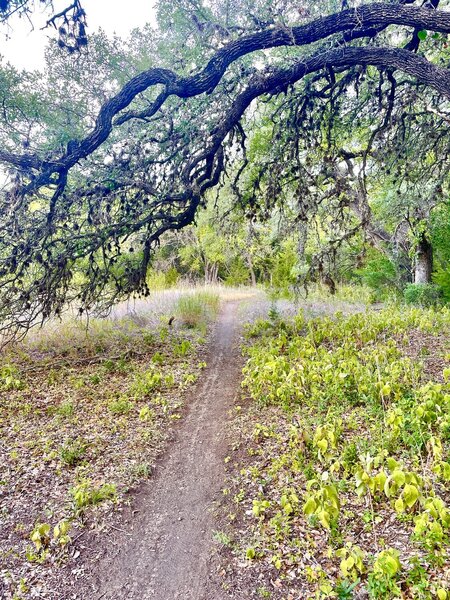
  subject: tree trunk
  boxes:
[204,261,212,284]
[212,263,219,284]
[323,273,337,295]
[205,261,219,284]
[414,235,433,284]
[246,253,257,286]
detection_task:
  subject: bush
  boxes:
[334,284,377,305]
[352,247,408,301]
[403,283,443,307]
[70,480,117,510]
[108,396,133,414]
[433,266,450,302]
[224,258,251,286]
[0,363,24,391]
[299,283,377,305]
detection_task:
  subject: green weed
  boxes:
[60,439,86,466]
[108,397,133,414]
[236,305,450,597]
[70,480,117,510]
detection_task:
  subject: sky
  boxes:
[1,0,157,70]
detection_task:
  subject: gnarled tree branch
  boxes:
[2,3,450,187]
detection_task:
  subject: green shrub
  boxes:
[433,266,450,302]
[173,339,192,357]
[403,283,443,307]
[270,239,298,293]
[300,283,377,305]
[131,368,162,397]
[239,306,450,597]
[224,258,251,286]
[108,396,133,414]
[334,284,377,305]
[0,363,24,391]
[147,268,179,290]
[56,401,75,417]
[355,252,399,299]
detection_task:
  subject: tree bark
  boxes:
[414,235,433,284]
[245,253,257,286]
[205,261,219,284]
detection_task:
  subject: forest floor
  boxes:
[50,293,362,600]
[5,289,445,600]
[0,287,236,599]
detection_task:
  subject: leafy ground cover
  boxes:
[0,289,219,599]
[219,306,450,599]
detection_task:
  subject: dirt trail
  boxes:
[90,301,242,600]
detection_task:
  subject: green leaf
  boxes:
[375,549,401,577]
[325,484,339,504]
[418,30,428,41]
[319,509,331,529]
[38,523,50,536]
[340,556,354,577]
[441,462,450,481]
[403,484,419,508]
[283,502,293,515]
[303,497,317,516]
[391,469,406,486]
[384,477,392,498]
[395,497,405,513]
[317,438,328,453]
[384,554,400,576]
[356,482,366,497]
[273,557,282,569]
[375,471,387,491]
[387,457,399,471]
[381,383,391,397]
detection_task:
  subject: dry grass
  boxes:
[111,284,255,324]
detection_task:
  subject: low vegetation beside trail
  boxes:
[220,305,450,600]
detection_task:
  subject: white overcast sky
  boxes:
[1,0,157,70]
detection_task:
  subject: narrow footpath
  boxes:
[90,301,242,599]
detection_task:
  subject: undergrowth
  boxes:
[229,306,450,599]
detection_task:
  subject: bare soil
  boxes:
[72,301,242,600]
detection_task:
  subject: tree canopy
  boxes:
[1,0,450,336]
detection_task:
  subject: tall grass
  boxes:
[175,291,220,328]
[0,285,255,356]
